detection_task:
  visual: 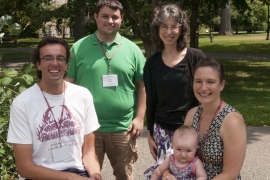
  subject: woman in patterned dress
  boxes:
[164,57,246,179]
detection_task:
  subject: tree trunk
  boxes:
[190,0,201,48]
[74,14,88,42]
[218,1,233,35]
[13,36,18,46]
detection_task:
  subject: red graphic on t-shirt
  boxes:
[37,105,82,142]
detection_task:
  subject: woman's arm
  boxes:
[151,156,170,180]
[213,112,246,180]
[147,130,158,160]
[184,107,197,127]
[162,170,176,180]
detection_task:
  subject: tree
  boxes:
[184,0,249,47]
[0,0,53,45]
[218,1,234,35]
[231,0,267,34]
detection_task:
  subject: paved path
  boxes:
[101,126,270,180]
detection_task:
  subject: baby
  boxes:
[151,125,207,180]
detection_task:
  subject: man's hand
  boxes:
[128,117,144,139]
[147,132,157,160]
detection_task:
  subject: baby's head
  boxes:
[172,125,199,162]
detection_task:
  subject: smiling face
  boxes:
[159,16,180,48]
[193,67,225,105]
[36,44,67,85]
[94,6,123,42]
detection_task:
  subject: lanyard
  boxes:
[196,99,222,143]
[94,33,122,74]
[38,83,66,146]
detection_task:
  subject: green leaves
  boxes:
[22,62,33,74]
[3,68,18,77]
[0,15,13,25]
[1,77,12,86]
[8,23,22,35]
[22,74,34,85]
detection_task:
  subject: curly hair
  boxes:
[151,4,188,52]
[31,36,70,79]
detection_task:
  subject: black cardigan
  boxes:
[143,48,206,135]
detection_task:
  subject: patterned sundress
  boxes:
[169,155,197,180]
[191,104,241,180]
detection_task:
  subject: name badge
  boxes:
[102,74,118,87]
[51,146,71,163]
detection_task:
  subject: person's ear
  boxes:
[220,80,225,91]
[94,13,98,22]
[36,62,41,70]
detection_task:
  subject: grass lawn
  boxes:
[0,50,30,63]
[219,59,270,126]
[0,33,270,126]
[199,31,270,54]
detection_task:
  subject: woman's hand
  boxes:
[162,170,176,180]
[147,131,157,160]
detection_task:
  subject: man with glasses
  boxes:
[7,37,101,180]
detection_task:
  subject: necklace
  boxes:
[196,99,222,164]
[38,82,66,146]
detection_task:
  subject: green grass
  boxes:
[220,59,270,126]
[0,38,42,48]
[199,32,270,54]
[0,50,30,63]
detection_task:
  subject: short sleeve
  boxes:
[83,89,100,134]
[7,102,33,144]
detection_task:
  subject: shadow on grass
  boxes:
[220,60,270,126]
[200,42,270,55]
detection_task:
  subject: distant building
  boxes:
[39,0,72,38]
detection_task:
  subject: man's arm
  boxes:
[13,144,90,180]
[82,133,101,180]
[128,79,146,138]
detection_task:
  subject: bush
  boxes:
[0,60,34,179]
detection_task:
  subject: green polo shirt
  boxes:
[67,32,146,132]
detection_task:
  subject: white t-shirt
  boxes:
[7,82,100,172]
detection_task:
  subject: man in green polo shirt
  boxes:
[66,0,146,179]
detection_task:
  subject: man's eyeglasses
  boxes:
[40,56,66,63]
[160,25,180,32]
